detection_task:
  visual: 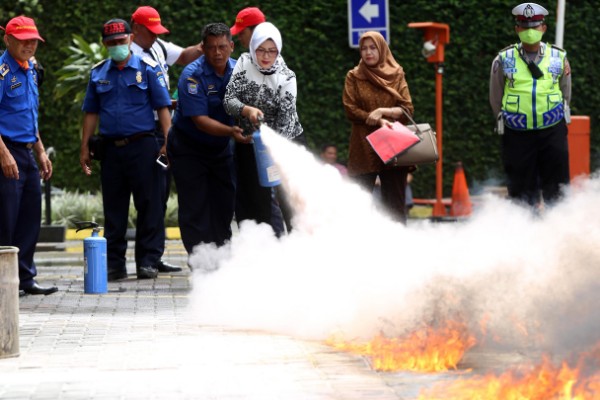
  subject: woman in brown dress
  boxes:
[342,31,414,223]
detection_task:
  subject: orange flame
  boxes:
[418,355,600,399]
[326,321,476,372]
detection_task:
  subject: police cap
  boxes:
[512,3,549,28]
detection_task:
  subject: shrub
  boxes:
[42,191,180,228]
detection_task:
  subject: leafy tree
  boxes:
[54,35,107,108]
[4,0,597,199]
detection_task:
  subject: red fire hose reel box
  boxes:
[568,116,590,180]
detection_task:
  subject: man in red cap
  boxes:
[0,16,57,295]
[130,6,204,273]
[131,6,202,88]
[230,7,266,49]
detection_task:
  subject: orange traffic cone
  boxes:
[450,162,472,217]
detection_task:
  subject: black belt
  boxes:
[1,136,35,149]
[103,132,153,147]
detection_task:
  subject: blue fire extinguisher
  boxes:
[253,129,281,187]
[75,221,107,294]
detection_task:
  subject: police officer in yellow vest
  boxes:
[490,2,571,208]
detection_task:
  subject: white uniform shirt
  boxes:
[131,39,183,90]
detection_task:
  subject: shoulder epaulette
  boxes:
[142,56,158,68]
[499,44,517,53]
[0,63,9,79]
[92,59,108,69]
[551,44,566,52]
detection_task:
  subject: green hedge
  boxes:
[2,0,597,198]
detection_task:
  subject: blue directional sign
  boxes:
[348,0,389,48]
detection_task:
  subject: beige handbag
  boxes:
[391,108,439,166]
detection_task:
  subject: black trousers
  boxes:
[154,121,171,213]
[101,136,164,273]
[168,128,235,254]
[0,144,41,289]
[234,134,305,235]
[234,142,277,230]
[502,120,570,207]
[353,168,409,224]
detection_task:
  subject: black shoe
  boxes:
[22,282,58,295]
[136,266,158,279]
[156,260,182,273]
[107,270,128,282]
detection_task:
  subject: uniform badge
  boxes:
[158,76,166,87]
[548,58,563,75]
[98,80,110,85]
[503,58,517,74]
[0,63,9,80]
[208,84,215,90]
[11,82,22,90]
[11,75,17,83]
[136,71,142,83]
[187,82,198,94]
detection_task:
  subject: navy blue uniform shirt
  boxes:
[0,51,39,142]
[82,54,171,136]
[172,56,236,149]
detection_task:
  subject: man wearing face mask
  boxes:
[489,2,571,209]
[80,19,172,281]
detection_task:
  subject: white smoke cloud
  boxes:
[188,126,600,356]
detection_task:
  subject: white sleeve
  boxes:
[129,42,145,58]
[158,39,183,66]
[224,55,249,117]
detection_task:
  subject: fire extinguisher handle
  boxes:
[75,221,99,233]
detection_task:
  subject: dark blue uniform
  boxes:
[167,56,236,254]
[0,51,43,289]
[82,54,171,275]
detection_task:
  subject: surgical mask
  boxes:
[518,29,544,45]
[107,44,130,62]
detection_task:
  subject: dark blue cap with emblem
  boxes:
[512,3,549,28]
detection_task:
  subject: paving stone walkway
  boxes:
[0,241,526,399]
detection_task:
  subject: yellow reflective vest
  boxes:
[500,43,566,130]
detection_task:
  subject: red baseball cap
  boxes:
[4,16,44,42]
[132,6,169,34]
[230,7,266,36]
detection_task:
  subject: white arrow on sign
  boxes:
[359,0,379,23]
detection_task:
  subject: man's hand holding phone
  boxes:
[156,154,169,169]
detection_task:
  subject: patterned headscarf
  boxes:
[249,22,284,75]
[354,31,406,102]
